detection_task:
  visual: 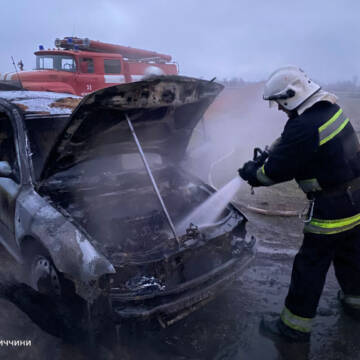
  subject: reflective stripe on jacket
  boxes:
[318,108,349,146]
[255,101,360,234]
[304,213,360,234]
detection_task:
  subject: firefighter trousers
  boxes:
[285,225,360,320]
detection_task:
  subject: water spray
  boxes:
[178,177,243,233]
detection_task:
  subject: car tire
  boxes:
[22,242,74,298]
[21,241,116,343]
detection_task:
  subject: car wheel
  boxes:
[29,253,61,296]
[23,243,70,298]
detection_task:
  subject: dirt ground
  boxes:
[0,86,360,359]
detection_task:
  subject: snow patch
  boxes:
[0,91,81,114]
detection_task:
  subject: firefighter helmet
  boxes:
[263,66,321,111]
[144,66,165,77]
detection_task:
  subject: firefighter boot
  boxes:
[338,290,360,321]
[260,315,311,343]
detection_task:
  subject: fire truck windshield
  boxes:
[36,55,77,72]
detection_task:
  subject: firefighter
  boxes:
[239,66,360,342]
[17,60,24,71]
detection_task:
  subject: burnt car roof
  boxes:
[41,75,223,179]
[0,90,81,115]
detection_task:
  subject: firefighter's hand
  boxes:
[238,161,261,186]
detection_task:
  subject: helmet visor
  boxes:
[263,89,295,101]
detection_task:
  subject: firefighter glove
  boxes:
[238,161,261,187]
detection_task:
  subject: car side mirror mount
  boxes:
[0,161,12,177]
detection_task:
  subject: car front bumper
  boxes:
[110,241,256,326]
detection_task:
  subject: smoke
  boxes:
[187,82,288,187]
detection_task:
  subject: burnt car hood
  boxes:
[41,76,223,180]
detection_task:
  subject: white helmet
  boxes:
[263,66,321,111]
[144,66,165,78]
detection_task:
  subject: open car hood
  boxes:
[41,76,223,180]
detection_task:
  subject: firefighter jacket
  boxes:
[257,101,360,234]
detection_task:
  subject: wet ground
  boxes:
[0,204,359,360]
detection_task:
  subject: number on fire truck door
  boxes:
[77,57,97,95]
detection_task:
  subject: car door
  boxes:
[0,113,21,240]
[103,58,126,85]
[76,57,98,96]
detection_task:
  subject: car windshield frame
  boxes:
[36,54,77,72]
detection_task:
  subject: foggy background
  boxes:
[1,0,358,185]
[0,0,360,83]
[1,0,357,183]
[0,0,359,182]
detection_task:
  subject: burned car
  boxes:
[0,76,255,327]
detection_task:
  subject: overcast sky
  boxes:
[0,0,359,83]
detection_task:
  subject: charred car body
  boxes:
[0,76,255,326]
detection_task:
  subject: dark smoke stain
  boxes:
[141,90,150,99]
[161,90,175,103]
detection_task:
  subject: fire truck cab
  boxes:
[1,37,178,96]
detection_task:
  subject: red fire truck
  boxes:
[0,37,178,96]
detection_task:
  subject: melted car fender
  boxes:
[15,188,115,298]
